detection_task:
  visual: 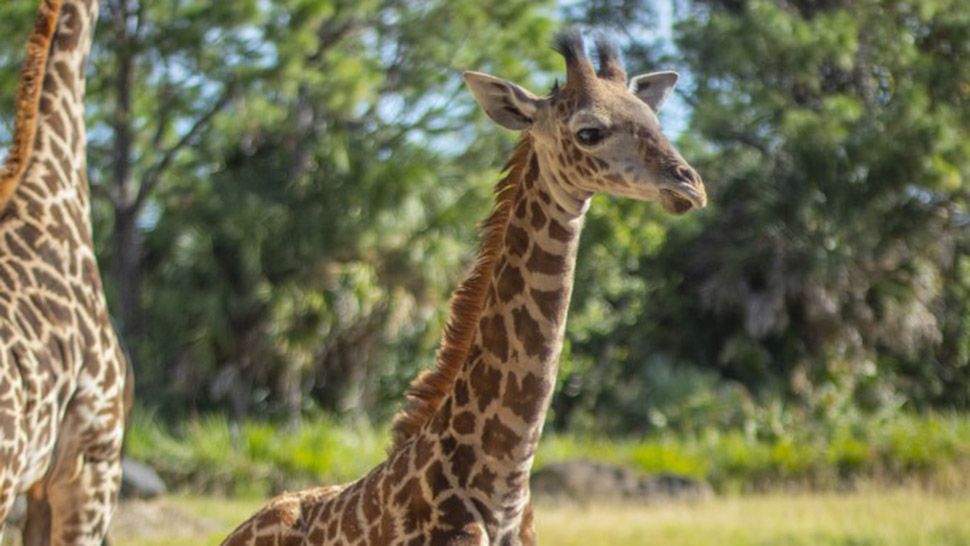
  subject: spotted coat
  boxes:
[0,2,130,545]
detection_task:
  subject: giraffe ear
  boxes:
[629,71,679,112]
[463,71,541,131]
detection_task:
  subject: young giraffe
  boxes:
[0,1,131,544]
[222,32,706,546]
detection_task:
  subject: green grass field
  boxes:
[126,412,970,497]
[99,490,970,546]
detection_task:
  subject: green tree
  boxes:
[87,0,263,335]
[135,0,560,420]
[1,0,560,420]
[577,0,968,431]
[4,0,966,430]
[547,0,969,433]
[679,0,968,410]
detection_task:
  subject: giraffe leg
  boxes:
[22,485,51,546]
[0,371,28,540]
[23,387,124,546]
[0,460,22,544]
[37,455,121,546]
[518,500,536,546]
[0,435,26,531]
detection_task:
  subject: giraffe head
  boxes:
[464,31,706,214]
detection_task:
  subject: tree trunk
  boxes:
[108,0,139,336]
[111,207,141,336]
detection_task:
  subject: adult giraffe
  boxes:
[0,1,131,544]
[222,31,706,546]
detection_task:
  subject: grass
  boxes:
[126,411,970,496]
[99,491,970,546]
[538,412,970,492]
[126,413,388,496]
[535,491,970,546]
[10,409,970,545]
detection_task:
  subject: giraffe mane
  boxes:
[389,135,534,451]
[0,0,64,213]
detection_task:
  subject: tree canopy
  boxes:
[0,0,966,431]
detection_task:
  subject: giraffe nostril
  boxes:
[669,165,702,187]
[663,164,707,210]
[690,170,704,187]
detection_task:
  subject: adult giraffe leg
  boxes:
[24,391,123,546]
[0,427,27,542]
[47,457,120,546]
[23,485,51,546]
[518,501,536,545]
[1,345,30,540]
[25,444,122,546]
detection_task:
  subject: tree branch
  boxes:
[133,0,146,40]
[133,82,239,210]
[150,63,175,151]
[720,129,771,156]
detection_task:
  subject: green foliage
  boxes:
[0,0,966,431]
[668,0,970,409]
[553,0,970,431]
[128,411,970,497]
[539,412,970,493]
[126,411,387,497]
[135,0,563,419]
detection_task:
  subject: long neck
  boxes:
[10,0,99,221]
[432,144,588,499]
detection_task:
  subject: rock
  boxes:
[121,458,167,499]
[637,472,713,501]
[530,459,712,503]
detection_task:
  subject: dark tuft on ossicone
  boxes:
[594,35,626,82]
[553,29,587,64]
[594,36,621,67]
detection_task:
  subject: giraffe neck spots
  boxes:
[224,143,598,546]
[415,151,587,529]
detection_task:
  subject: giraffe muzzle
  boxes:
[660,179,707,214]
[659,165,707,214]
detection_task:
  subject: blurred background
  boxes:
[0,0,968,544]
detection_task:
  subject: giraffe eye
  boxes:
[576,127,606,146]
